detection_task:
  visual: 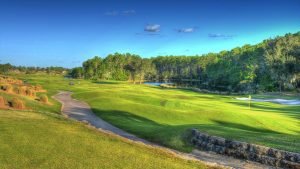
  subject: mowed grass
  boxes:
[0,110,212,169]
[16,74,300,153]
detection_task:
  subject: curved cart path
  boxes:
[54,91,274,169]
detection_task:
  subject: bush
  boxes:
[40,94,48,103]
[0,96,6,107]
[16,86,27,95]
[0,84,6,90]
[26,89,36,97]
[0,76,23,85]
[11,98,25,109]
[34,85,43,91]
[4,85,13,93]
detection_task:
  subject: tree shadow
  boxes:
[93,81,121,85]
[90,108,300,152]
[212,120,282,134]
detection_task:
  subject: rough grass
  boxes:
[0,96,6,107]
[0,110,211,169]
[13,74,300,153]
[0,90,60,113]
[11,97,26,109]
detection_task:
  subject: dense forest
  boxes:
[69,32,300,93]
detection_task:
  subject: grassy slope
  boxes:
[0,110,209,169]
[17,74,300,153]
[0,74,213,169]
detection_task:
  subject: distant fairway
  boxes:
[19,75,300,153]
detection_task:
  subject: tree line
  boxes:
[66,32,300,92]
[69,53,155,84]
[0,63,67,75]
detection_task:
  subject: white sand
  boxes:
[236,97,300,105]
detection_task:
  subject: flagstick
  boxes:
[249,95,251,110]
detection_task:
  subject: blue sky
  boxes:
[0,0,300,68]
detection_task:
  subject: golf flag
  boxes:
[249,95,251,109]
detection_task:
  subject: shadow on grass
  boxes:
[90,108,299,152]
[212,120,282,134]
[93,81,121,85]
[141,86,230,101]
[227,101,300,120]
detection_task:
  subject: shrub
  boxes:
[0,96,6,107]
[11,98,25,109]
[4,85,13,93]
[34,85,43,91]
[0,78,4,83]
[16,86,27,95]
[0,84,6,90]
[26,89,36,97]
[15,79,23,85]
[40,94,48,103]
[0,76,23,85]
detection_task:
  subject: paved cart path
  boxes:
[54,91,274,169]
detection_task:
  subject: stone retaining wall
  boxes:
[190,129,300,169]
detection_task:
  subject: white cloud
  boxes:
[104,11,119,16]
[122,10,136,15]
[105,10,136,16]
[178,28,195,33]
[208,33,234,39]
[144,24,161,32]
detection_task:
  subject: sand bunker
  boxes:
[236,97,300,105]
